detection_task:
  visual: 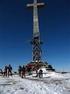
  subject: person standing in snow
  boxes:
[39,69,43,78]
[0,69,3,75]
[26,65,32,75]
[8,64,12,76]
[21,65,26,78]
[18,65,22,77]
[3,65,8,77]
[3,64,12,77]
[36,68,38,77]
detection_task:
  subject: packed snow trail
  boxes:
[0,72,70,94]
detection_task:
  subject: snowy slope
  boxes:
[0,72,70,94]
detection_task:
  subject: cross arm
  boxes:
[37,3,45,6]
[27,3,45,8]
[27,4,34,7]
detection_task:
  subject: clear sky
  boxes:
[0,0,70,72]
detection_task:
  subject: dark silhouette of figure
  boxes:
[21,65,26,78]
[18,65,22,77]
[36,69,38,77]
[0,69,3,75]
[8,64,12,76]
[4,65,8,77]
[3,64,12,77]
[18,65,26,78]
[26,65,32,75]
[39,69,43,78]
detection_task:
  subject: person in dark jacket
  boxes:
[8,64,12,76]
[3,64,12,77]
[21,65,26,78]
[39,69,43,78]
[4,65,8,77]
[0,69,3,75]
[18,65,22,77]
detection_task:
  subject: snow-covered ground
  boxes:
[0,71,70,94]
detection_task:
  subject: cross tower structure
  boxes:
[27,0,45,63]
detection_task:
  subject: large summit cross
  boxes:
[27,0,45,37]
[27,0,45,62]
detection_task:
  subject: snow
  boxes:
[38,67,64,78]
[0,71,70,94]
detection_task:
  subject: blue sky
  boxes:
[0,0,70,72]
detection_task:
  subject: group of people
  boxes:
[18,65,43,78]
[18,65,32,78]
[18,65,26,78]
[36,69,43,78]
[4,64,12,77]
[0,64,12,77]
[0,64,43,78]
